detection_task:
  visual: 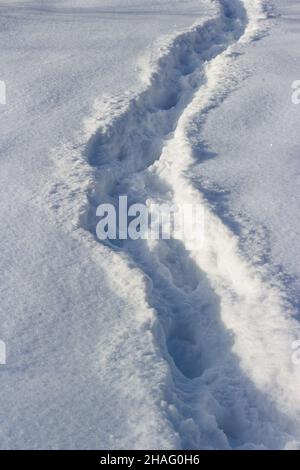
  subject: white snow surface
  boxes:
[0,0,300,450]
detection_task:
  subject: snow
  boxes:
[0,0,300,450]
[198,0,300,299]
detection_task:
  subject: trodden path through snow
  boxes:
[49,0,300,449]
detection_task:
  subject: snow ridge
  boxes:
[48,0,300,449]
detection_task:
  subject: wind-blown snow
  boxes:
[1,0,300,450]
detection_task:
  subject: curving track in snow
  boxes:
[49,0,300,449]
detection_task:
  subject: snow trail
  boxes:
[49,0,300,449]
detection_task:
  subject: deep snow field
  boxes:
[0,0,300,450]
